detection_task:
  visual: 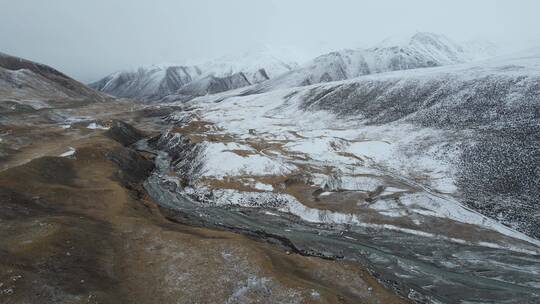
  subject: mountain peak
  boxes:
[373,32,457,49]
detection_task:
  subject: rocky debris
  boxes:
[148,130,205,185]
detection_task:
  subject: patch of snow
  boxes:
[254,182,273,192]
[59,147,76,158]
[380,187,408,196]
[86,122,109,130]
[397,193,540,247]
[264,211,279,216]
[202,142,295,178]
[66,116,93,123]
[369,199,408,218]
[346,140,393,163]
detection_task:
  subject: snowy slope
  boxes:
[161,72,252,102]
[89,64,203,101]
[156,49,540,243]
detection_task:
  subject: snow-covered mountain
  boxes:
[91,33,501,102]
[252,32,500,92]
[90,49,300,101]
[198,48,300,82]
[89,64,203,101]
[161,72,252,102]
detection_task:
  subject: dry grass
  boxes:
[172,119,215,134]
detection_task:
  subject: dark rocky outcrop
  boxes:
[105,120,146,146]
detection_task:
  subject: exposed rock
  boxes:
[105,120,146,146]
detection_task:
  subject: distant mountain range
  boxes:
[89,49,299,101]
[252,32,500,92]
[90,32,501,102]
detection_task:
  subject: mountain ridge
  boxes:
[89,49,300,101]
[249,32,498,93]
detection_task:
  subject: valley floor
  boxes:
[0,101,409,304]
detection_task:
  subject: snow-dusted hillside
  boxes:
[89,64,203,101]
[160,72,252,103]
[90,49,300,101]
[153,49,540,245]
[250,32,500,92]
[0,52,108,112]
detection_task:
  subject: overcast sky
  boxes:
[1,0,539,82]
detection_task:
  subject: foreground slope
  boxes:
[1,122,405,303]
